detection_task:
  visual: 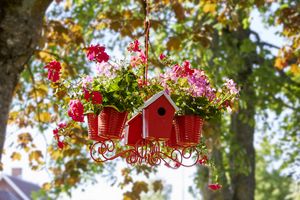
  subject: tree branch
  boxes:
[249,29,280,50]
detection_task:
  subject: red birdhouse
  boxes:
[142,91,178,141]
[124,113,143,146]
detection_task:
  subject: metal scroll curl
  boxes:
[90,139,202,168]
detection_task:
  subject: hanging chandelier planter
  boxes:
[44,0,240,191]
[45,39,239,167]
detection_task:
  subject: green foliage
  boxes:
[93,65,144,112]
[255,151,293,200]
[172,94,220,120]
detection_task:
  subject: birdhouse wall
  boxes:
[142,96,175,140]
[125,113,143,146]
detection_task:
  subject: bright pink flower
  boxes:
[198,155,208,165]
[44,60,62,82]
[57,141,64,149]
[127,40,141,52]
[58,122,67,129]
[86,44,109,63]
[208,184,222,191]
[172,64,182,76]
[139,51,147,64]
[182,60,194,76]
[165,88,170,95]
[53,128,59,136]
[68,100,84,122]
[96,62,115,77]
[138,79,144,88]
[130,51,147,67]
[205,87,216,101]
[91,91,102,104]
[130,56,139,67]
[225,79,239,94]
[159,53,166,60]
[82,76,93,88]
[83,89,91,101]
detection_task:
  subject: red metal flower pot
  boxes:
[174,115,204,147]
[87,113,106,141]
[165,124,181,148]
[98,107,128,139]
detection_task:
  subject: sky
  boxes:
[1,6,287,200]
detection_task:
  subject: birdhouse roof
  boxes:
[126,112,142,125]
[142,91,179,111]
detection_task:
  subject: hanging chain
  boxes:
[143,0,150,85]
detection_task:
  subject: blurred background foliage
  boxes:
[4,0,300,199]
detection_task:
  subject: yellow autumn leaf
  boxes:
[95,22,108,30]
[161,0,170,5]
[36,51,55,63]
[66,177,79,185]
[49,147,63,160]
[11,152,22,161]
[70,24,82,33]
[290,64,300,75]
[42,182,52,191]
[18,132,33,145]
[29,150,43,164]
[29,83,49,99]
[8,111,19,124]
[274,57,286,70]
[64,0,72,11]
[23,146,30,153]
[35,112,51,123]
[123,10,132,19]
[203,3,217,14]
[123,196,133,200]
[166,37,181,51]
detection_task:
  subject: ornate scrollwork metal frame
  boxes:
[90,139,204,168]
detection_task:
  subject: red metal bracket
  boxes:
[90,139,202,168]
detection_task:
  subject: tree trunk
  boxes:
[229,29,256,200]
[198,28,256,200]
[0,0,52,161]
[230,86,255,200]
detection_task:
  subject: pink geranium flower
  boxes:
[208,184,222,191]
[127,40,141,52]
[139,51,147,64]
[83,88,91,101]
[159,53,166,60]
[44,60,62,82]
[86,44,109,63]
[91,91,103,104]
[58,122,67,129]
[67,100,84,122]
[53,128,59,136]
[82,76,93,88]
[225,79,239,94]
[198,155,208,165]
[57,140,65,149]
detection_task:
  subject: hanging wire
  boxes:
[143,0,150,85]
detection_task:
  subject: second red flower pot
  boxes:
[173,115,204,147]
[98,107,128,139]
[87,113,105,141]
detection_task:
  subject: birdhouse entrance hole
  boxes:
[157,107,166,116]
